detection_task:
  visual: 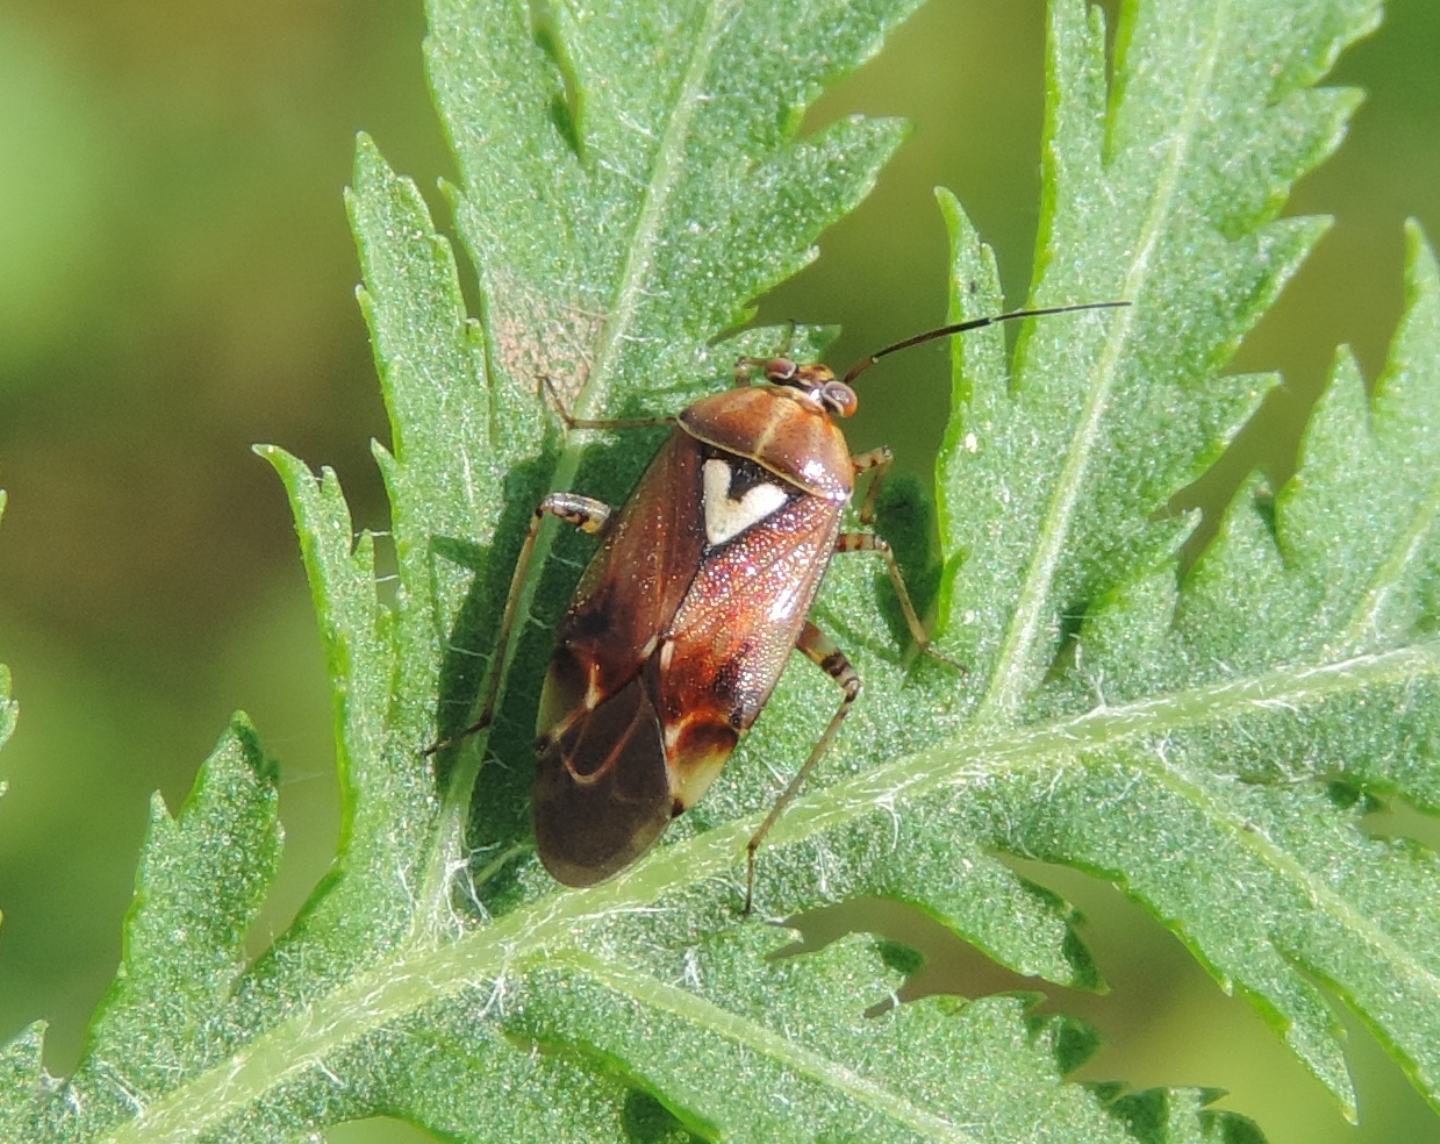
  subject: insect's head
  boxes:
[760,358,859,418]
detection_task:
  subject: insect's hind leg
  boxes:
[423,492,613,757]
[745,620,861,914]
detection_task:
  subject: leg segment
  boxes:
[834,531,965,672]
[850,446,893,524]
[732,321,801,387]
[745,621,861,913]
[539,374,671,431]
[732,355,775,388]
[834,530,926,648]
[423,492,612,756]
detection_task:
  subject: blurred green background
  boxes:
[0,2,1436,1141]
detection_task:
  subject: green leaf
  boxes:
[4,0,1437,1141]
[0,719,280,1141]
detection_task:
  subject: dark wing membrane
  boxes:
[533,672,673,887]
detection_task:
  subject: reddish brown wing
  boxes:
[535,429,705,742]
[657,475,842,810]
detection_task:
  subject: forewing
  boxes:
[540,431,705,730]
[660,490,842,807]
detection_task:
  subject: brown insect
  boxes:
[434,302,1126,909]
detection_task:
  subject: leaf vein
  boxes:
[561,949,978,1142]
[101,641,1440,1143]
[980,0,1228,721]
[1129,743,1440,1001]
[462,0,729,738]
[1341,479,1440,650]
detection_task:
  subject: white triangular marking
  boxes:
[702,459,787,545]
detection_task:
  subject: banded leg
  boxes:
[745,621,861,914]
[835,531,964,671]
[733,321,801,386]
[731,321,800,389]
[850,445,893,524]
[732,355,775,387]
[423,492,612,756]
[539,374,671,432]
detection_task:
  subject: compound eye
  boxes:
[821,381,858,417]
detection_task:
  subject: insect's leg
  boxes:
[733,319,800,387]
[780,319,799,356]
[538,374,670,431]
[834,531,965,672]
[423,492,613,757]
[745,620,860,914]
[850,445,893,524]
[772,318,799,359]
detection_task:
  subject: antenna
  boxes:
[841,300,1130,387]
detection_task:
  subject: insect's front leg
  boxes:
[733,322,803,388]
[537,373,671,431]
[423,492,613,756]
[745,620,861,914]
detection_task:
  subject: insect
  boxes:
[434,301,1126,909]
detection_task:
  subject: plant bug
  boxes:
[435,301,1127,910]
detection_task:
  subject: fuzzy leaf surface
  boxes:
[2,1,1437,1142]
